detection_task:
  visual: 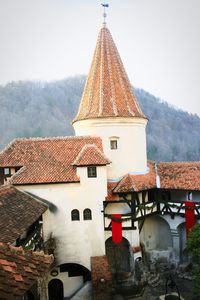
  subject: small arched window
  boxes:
[71,209,80,221]
[83,208,92,220]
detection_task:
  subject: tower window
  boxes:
[71,209,80,221]
[87,166,97,178]
[83,208,92,220]
[110,140,118,150]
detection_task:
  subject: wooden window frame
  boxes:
[110,140,118,150]
[87,166,97,178]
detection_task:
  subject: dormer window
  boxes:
[87,166,97,178]
[4,168,10,176]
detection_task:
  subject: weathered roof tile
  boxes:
[158,162,200,190]
[0,243,53,300]
[0,136,104,184]
[73,25,146,123]
[72,144,111,166]
[0,185,47,244]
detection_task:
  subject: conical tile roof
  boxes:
[73,24,146,123]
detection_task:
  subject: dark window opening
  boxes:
[4,168,10,176]
[110,140,118,150]
[148,190,155,202]
[71,209,80,221]
[87,166,97,178]
[83,208,92,220]
[161,190,171,202]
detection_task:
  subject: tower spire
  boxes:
[73,25,146,124]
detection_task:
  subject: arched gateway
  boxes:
[105,237,131,275]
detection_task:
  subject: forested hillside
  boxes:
[0,76,199,162]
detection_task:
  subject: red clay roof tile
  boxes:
[113,161,157,193]
[0,185,47,244]
[0,136,104,184]
[0,243,53,299]
[158,162,200,190]
[73,25,146,123]
[72,144,111,166]
[106,161,200,197]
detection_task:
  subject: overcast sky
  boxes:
[0,0,199,115]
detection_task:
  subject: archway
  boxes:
[105,237,131,275]
[48,279,64,300]
[59,263,91,282]
[140,215,172,251]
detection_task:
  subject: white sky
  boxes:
[0,0,200,115]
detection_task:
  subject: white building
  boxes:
[0,23,200,300]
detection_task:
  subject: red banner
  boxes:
[112,214,122,244]
[185,201,195,239]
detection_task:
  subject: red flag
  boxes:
[112,214,122,244]
[185,201,195,239]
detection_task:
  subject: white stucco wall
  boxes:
[140,215,173,251]
[48,271,83,298]
[17,165,108,270]
[73,117,148,180]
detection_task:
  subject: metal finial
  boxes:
[101,2,109,24]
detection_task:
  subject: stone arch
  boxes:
[140,215,172,251]
[105,237,131,276]
[59,263,91,282]
[177,222,189,262]
[48,279,64,300]
[48,263,91,299]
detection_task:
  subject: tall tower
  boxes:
[73,24,148,180]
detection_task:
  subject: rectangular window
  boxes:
[87,166,97,178]
[4,168,10,176]
[110,140,118,150]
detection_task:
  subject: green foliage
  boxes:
[187,224,200,297]
[0,77,200,162]
[187,224,200,258]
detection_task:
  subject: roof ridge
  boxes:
[72,143,111,166]
[158,161,200,165]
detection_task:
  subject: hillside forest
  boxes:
[0,76,200,162]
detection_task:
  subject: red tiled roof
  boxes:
[106,182,120,201]
[0,136,104,184]
[72,144,111,166]
[0,185,48,244]
[158,162,200,191]
[0,242,53,299]
[113,161,157,193]
[73,25,146,123]
[106,162,200,197]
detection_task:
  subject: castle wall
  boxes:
[18,165,107,270]
[73,117,148,180]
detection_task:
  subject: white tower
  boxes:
[73,24,148,180]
